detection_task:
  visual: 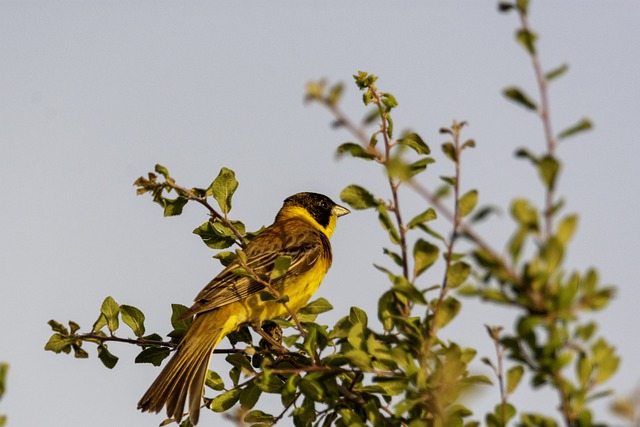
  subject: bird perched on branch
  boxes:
[138,192,350,424]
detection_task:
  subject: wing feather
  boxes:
[185,218,326,317]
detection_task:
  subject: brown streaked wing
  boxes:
[185,218,328,317]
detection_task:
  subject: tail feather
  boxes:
[138,308,236,424]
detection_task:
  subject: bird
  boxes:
[138,192,350,425]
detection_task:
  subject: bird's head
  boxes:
[276,192,350,238]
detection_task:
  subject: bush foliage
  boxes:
[45,2,626,427]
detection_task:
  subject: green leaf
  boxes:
[545,63,569,81]
[576,355,592,387]
[433,297,461,329]
[446,262,471,288]
[239,381,262,409]
[511,198,539,229]
[558,118,593,140]
[349,306,369,328]
[0,363,6,395]
[209,388,241,412]
[515,147,539,165]
[383,248,403,267]
[244,410,275,424]
[392,275,427,305]
[407,208,437,229]
[413,239,439,277]
[503,87,537,111]
[47,319,69,335]
[336,142,377,160]
[44,334,74,354]
[327,83,344,107]
[538,155,561,190]
[405,157,435,179]
[398,132,430,155]
[340,185,378,209]
[120,305,145,337]
[517,0,529,14]
[298,377,326,401]
[498,2,515,12]
[192,221,236,249]
[213,251,236,267]
[69,321,80,335]
[377,205,400,244]
[557,214,578,244]
[208,167,238,215]
[299,298,333,315]
[381,93,398,109]
[516,29,537,55]
[462,139,476,150]
[100,296,120,333]
[92,313,107,333]
[344,349,373,369]
[458,190,478,217]
[442,142,457,162]
[162,196,188,217]
[506,365,524,394]
[154,164,170,178]
[205,370,225,391]
[440,175,456,186]
[97,345,119,369]
[134,346,171,366]
[353,71,378,90]
[270,256,292,280]
[170,304,193,334]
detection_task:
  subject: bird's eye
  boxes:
[320,201,329,209]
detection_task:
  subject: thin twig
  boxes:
[78,332,252,354]
[518,11,557,239]
[486,325,508,426]
[369,90,410,281]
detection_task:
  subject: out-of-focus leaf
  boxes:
[506,365,524,394]
[340,185,378,209]
[336,143,377,160]
[503,87,537,111]
[446,262,471,289]
[546,63,569,81]
[557,214,578,244]
[538,155,560,190]
[413,239,439,277]
[407,208,437,229]
[398,132,430,155]
[459,190,478,217]
[558,118,593,140]
[516,29,537,54]
[442,142,457,162]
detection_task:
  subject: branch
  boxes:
[518,10,557,239]
[164,180,248,248]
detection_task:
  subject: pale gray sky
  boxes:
[1,2,639,426]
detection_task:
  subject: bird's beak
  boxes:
[333,204,351,217]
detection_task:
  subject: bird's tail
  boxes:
[138,307,236,425]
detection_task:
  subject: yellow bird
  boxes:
[138,192,350,424]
